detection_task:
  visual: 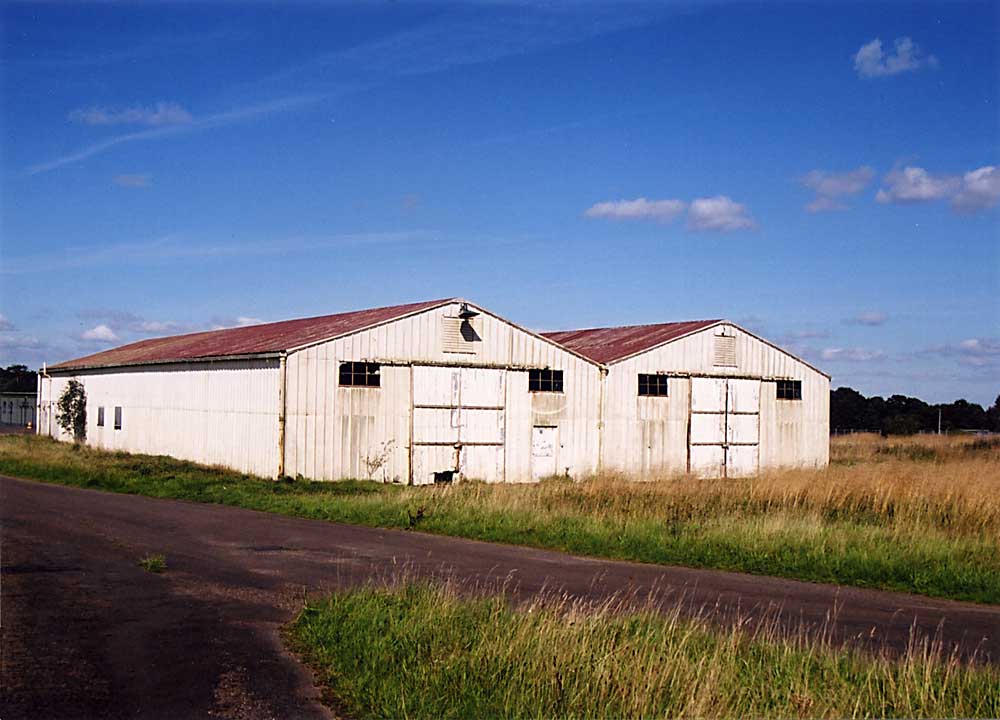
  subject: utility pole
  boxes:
[938,407,942,435]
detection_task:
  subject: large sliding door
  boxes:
[411,366,505,484]
[689,377,760,478]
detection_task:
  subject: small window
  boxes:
[339,361,381,387]
[528,369,563,393]
[776,380,802,401]
[113,406,123,430]
[442,316,481,354]
[638,374,669,397]
[97,406,105,427]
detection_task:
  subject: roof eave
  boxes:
[45,351,285,374]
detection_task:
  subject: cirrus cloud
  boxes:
[69,101,193,127]
[821,347,886,362]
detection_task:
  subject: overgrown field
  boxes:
[289,583,1000,719]
[2,433,998,603]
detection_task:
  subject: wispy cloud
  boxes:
[687,196,755,232]
[801,167,874,212]
[584,198,685,222]
[851,311,888,326]
[854,37,937,78]
[925,338,1000,367]
[2,230,431,275]
[113,174,152,188]
[28,94,321,175]
[211,316,265,330]
[821,347,886,362]
[0,314,13,332]
[69,102,192,127]
[875,165,1000,213]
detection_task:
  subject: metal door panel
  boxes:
[412,446,458,485]
[727,445,759,477]
[412,366,460,406]
[412,407,459,443]
[726,414,759,445]
[690,445,725,478]
[691,377,727,412]
[462,445,504,482]
[690,413,726,444]
[727,378,761,414]
[531,426,558,480]
[460,368,505,407]
[460,408,505,443]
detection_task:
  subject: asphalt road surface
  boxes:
[2,475,998,719]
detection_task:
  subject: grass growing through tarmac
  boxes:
[137,553,166,573]
[2,433,999,603]
[289,583,1000,719]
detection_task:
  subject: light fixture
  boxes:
[458,303,479,319]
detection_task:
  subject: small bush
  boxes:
[138,554,166,573]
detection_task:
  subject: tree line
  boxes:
[831,387,1000,435]
[0,365,36,393]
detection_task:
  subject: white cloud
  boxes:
[925,337,1000,367]
[69,102,193,127]
[875,165,999,213]
[821,347,886,362]
[875,166,960,204]
[584,197,685,222]
[211,316,265,330]
[801,167,874,212]
[854,37,937,78]
[952,166,1000,212]
[0,313,13,332]
[853,311,888,326]
[113,174,151,188]
[80,324,119,342]
[686,196,755,232]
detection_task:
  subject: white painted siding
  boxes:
[283,301,602,483]
[602,323,829,475]
[38,360,281,476]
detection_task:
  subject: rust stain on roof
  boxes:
[542,320,721,364]
[51,298,454,371]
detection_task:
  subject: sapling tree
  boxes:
[57,378,87,442]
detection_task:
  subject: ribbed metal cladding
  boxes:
[38,359,282,476]
[284,301,602,483]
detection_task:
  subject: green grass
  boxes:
[288,583,1000,719]
[137,553,166,573]
[2,434,999,603]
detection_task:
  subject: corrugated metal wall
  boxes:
[603,324,829,474]
[38,360,281,476]
[284,301,602,483]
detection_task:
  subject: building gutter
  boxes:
[277,353,288,479]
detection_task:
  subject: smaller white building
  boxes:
[1,391,37,428]
[545,319,830,477]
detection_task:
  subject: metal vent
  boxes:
[442,316,481,354]
[713,334,736,367]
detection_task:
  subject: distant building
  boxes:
[1,391,37,428]
[38,298,828,481]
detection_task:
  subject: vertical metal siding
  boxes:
[284,301,602,482]
[40,360,281,476]
[604,324,829,474]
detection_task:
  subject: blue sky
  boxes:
[1,1,997,405]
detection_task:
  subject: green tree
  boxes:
[56,379,87,442]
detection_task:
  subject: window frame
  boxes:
[97,406,105,427]
[338,361,381,388]
[528,368,564,393]
[776,379,802,401]
[113,406,123,430]
[638,373,669,397]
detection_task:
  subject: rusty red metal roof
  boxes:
[50,298,454,371]
[542,320,721,364]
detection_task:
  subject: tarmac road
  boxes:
[2,475,998,719]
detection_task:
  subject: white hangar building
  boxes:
[38,298,828,482]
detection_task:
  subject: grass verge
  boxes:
[289,583,1000,719]
[2,434,999,603]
